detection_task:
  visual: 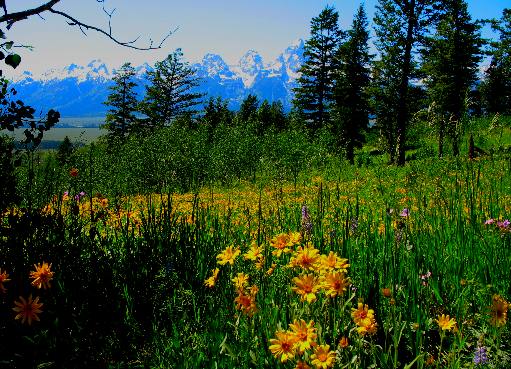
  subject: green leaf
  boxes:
[4,41,13,49]
[5,54,21,69]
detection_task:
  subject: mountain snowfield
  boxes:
[9,39,305,119]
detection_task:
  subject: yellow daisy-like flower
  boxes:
[321,272,350,298]
[338,336,349,348]
[292,274,320,303]
[319,251,350,272]
[0,268,11,293]
[269,330,297,363]
[296,361,311,369]
[289,245,321,271]
[204,268,220,288]
[289,319,317,353]
[30,262,54,290]
[12,295,43,325]
[351,302,375,326]
[234,289,258,317]
[310,344,336,369]
[489,294,508,327]
[436,314,457,331]
[288,231,302,246]
[270,233,292,257]
[232,272,250,290]
[266,263,277,276]
[356,320,378,336]
[216,245,241,265]
[244,242,264,261]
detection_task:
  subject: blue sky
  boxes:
[6,0,509,75]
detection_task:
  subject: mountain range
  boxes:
[8,39,305,120]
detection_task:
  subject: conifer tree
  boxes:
[293,6,343,133]
[481,8,511,116]
[238,94,259,123]
[270,101,287,131]
[422,0,483,157]
[103,62,139,138]
[333,4,372,164]
[373,0,437,165]
[140,49,203,128]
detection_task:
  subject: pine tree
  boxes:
[140,49,203,128]
[238,94,259,123]
[373,0,437,165]
[333,4,372,164]
[270,101,287,131]
[481,8,511,116]
[422,0,483,157]
[293,6,343,133]
[56,135,74,165]
[103,62,139,138]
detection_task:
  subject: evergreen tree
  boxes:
[203,96,233,129]
[270,101,287,131]
[256,100,272,135]
[373,0,437,165]
[103,62,139,138]
[333,4,372,164]
[238,94,259,123]
[293,6,343,133]
[56,135,74,165]
[481,8,511,116]
[140,49,203,128]
[422,0,483,157]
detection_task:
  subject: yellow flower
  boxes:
[310,344,336,369]
[216,246,241,265]
[288,231,302,246]
[270,233,292,257]
[232,272,250,290]
[320,251,349,272]
[30,262,54,289]
[356,320,378,336]
[266,263,277,276]
[234,286,258,316]
[338,336,349,348]
[269,330,297,363]
[289,244,321,271]
[0,268,10,293]
[204,268,220,288]
[244,242,263,261]
[436,314,457,331]
[321,272,350,298]
[289,319,317,353]
[296,361,311,369]
[292,274,320,303]
[351,302,375,326]
[489,294,508,327]
[13,295,43,325]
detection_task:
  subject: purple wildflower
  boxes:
[400,208,410,217]
[484,218,495,225]
[473,345,488,366]
[301,205,312,234]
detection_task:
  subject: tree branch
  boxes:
[0,0,174,50]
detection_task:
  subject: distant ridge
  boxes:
[9,39,305,119]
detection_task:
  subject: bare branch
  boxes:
[49,8,174,50]
[0,0,61,29]
[0,0,173,50]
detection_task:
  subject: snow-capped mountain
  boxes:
[8,40,305,119]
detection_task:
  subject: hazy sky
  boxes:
[5,0,510,76]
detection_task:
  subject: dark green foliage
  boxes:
[103,62,140,139]
[0,134,18,211]
[373,0,437,165]
[56,135,74,166]
[238,94,259,123]
[422,0,484,157]
[333,4,372,164]
[140,49,203,128]
[293,6,343,132]
[481,8,511,116]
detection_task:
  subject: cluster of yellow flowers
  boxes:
[0,262,54,325]
[351,302,378,336]
[269,319,336,369]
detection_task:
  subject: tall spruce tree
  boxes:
[293,6,343,133]
[333,4,372,164]
[422,0,483,157]
[103,62,139,138]
[481,8,511,116]
[140,49,203,128]
[373,0,437,165]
